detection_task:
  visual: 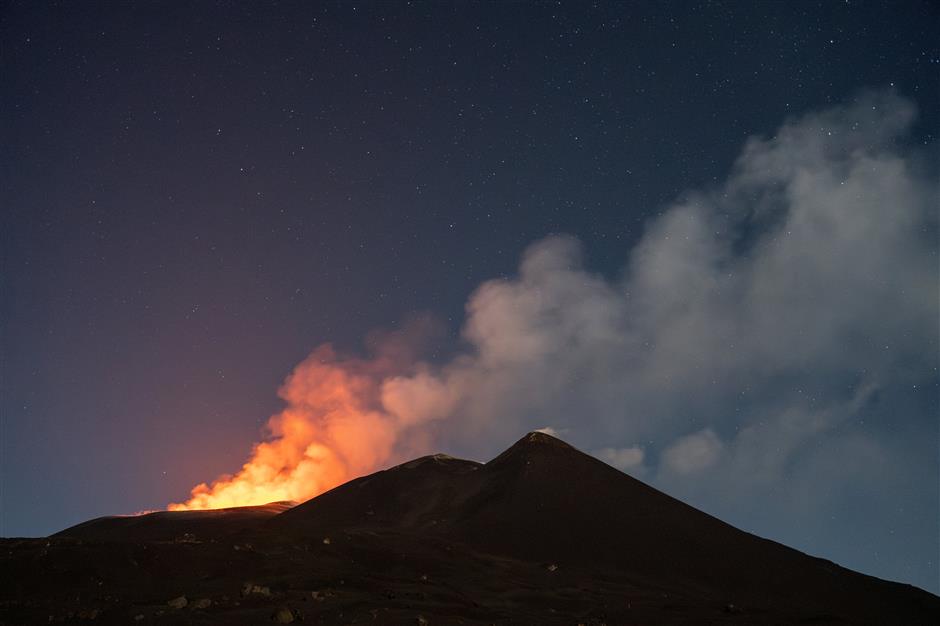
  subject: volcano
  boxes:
[3,432,937,625]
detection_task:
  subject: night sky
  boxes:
[2,2,938,593]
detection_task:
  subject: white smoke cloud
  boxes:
[661,429,723,475]
[593,446,645,473]
[384,89,935,463]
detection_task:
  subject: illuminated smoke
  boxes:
[168,338,438,510]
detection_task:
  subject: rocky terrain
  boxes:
[2,432,938,625]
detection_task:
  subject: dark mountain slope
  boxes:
[55,500,295,542]
[271,453,482,533]
[270,432,940,624]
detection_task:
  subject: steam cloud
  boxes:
[171,89,937,592]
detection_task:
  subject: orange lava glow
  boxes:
[168,345,402,511]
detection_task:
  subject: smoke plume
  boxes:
[170,87,937,599]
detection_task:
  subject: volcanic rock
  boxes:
[167,595,187,609]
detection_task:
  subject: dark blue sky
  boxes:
[2,1,938,593]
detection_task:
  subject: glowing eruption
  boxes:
[169,343,425,511]
[171,92,935,519]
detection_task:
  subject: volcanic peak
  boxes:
[397,453,481,471]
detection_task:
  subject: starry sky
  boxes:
[2,1,938,593]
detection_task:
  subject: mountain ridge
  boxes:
[9,431,938,625]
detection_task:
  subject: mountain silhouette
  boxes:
[3,432,937,625]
